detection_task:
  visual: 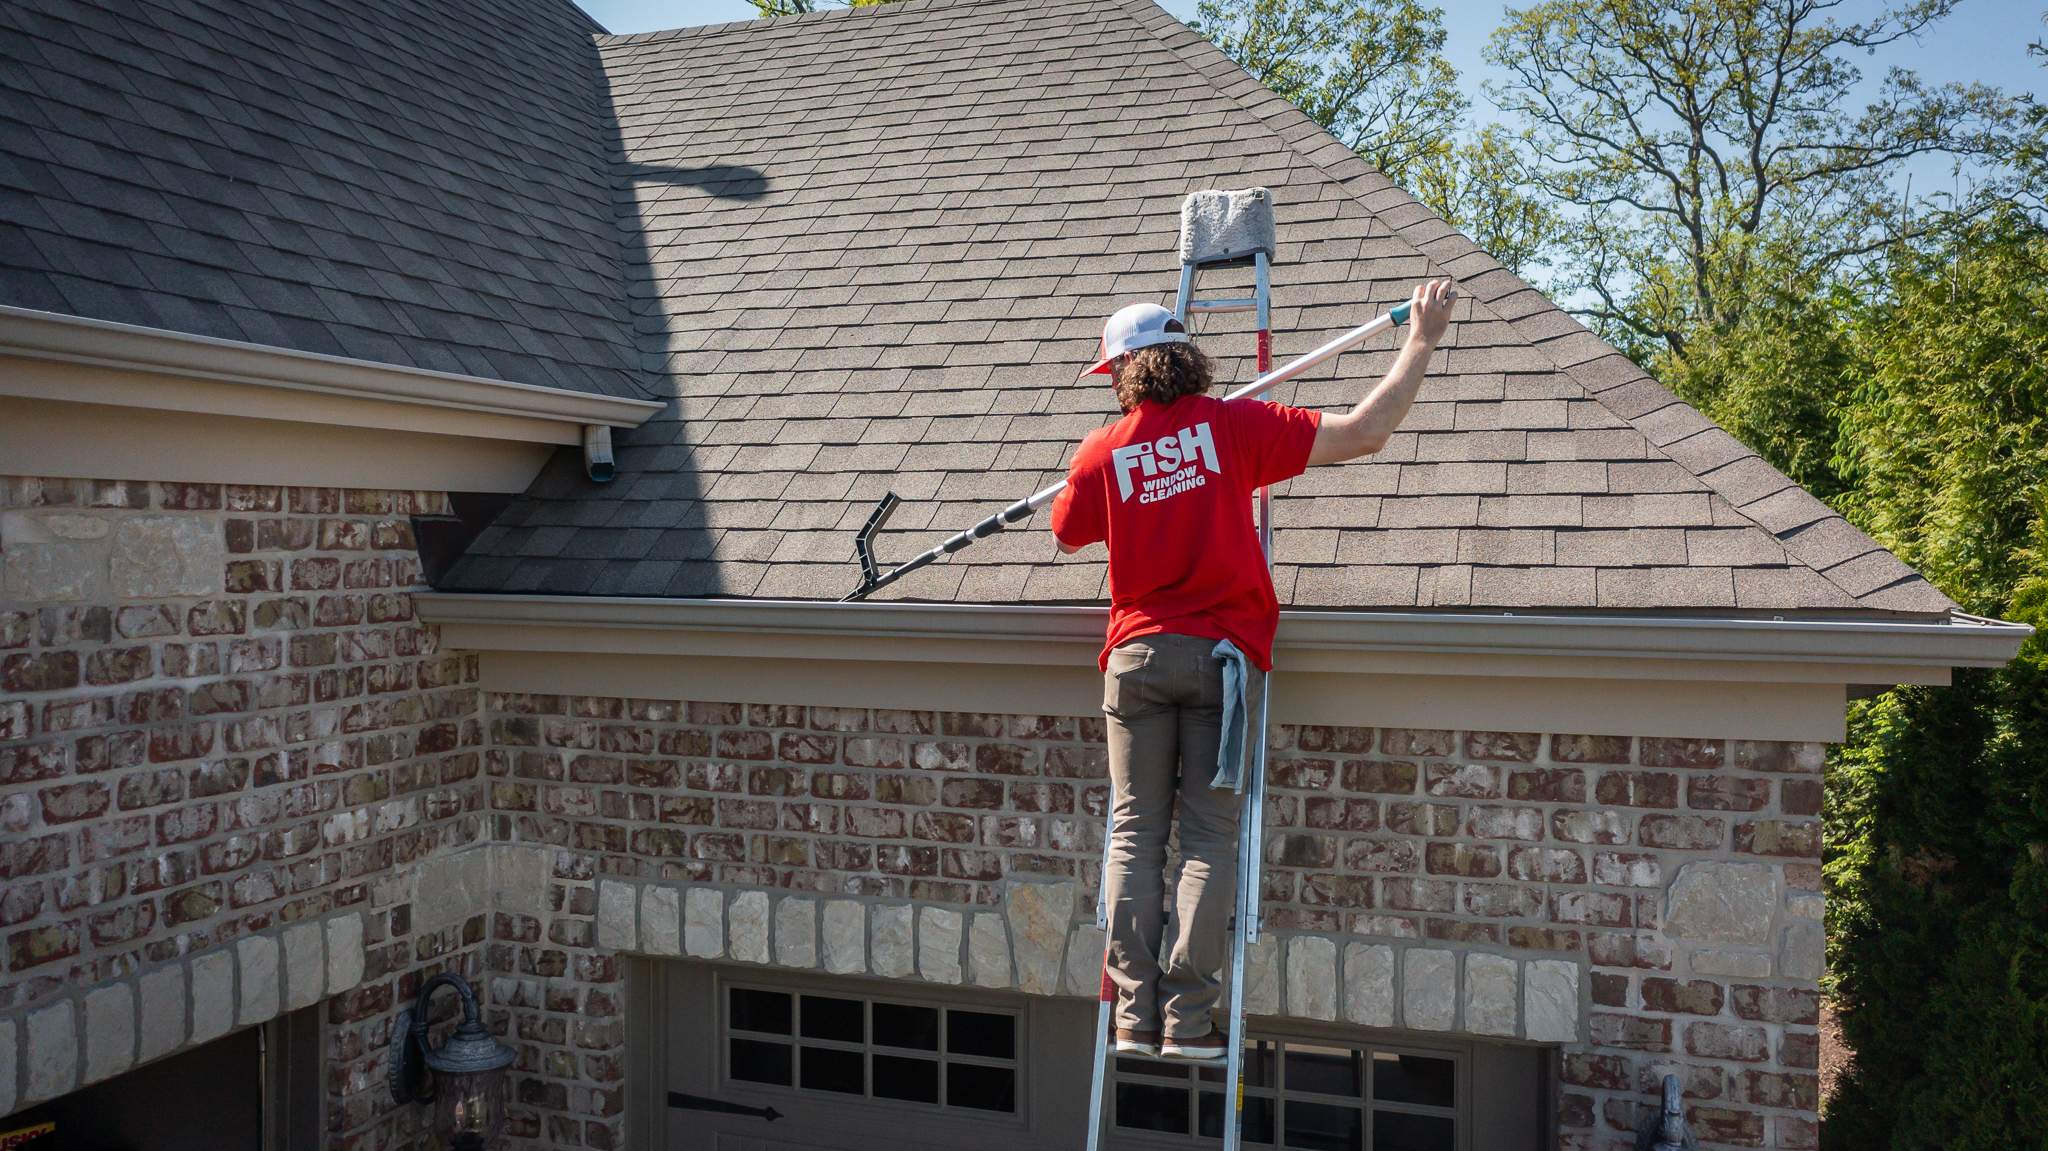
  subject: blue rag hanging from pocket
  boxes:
[1212,638,1250,792]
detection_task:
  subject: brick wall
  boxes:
[0,474,1822,1151]
[0,477,491,1150]
[485,692,1824,1151]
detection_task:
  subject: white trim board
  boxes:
[478,650,1850,742]
[424,593,2035,743]
[0,305,663,444]
[0,395,556,492]
[418,593,2031,679]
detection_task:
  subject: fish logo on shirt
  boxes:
[1111,422,1220,503]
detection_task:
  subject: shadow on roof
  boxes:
[621,163,771,200]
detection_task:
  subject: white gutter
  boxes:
[0,305,664,439]
[416,593,2032,672]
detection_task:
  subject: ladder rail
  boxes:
[1084,252,1275,1151]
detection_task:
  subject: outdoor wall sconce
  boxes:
[389,973,518,1150]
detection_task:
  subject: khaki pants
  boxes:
[1100,633,1249,1037]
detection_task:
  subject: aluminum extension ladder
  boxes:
[1083,196,1276,1151]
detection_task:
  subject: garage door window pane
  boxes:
[729,988,791,1035]
[1199,1091,1274,1143]
[873,1003,940,1051]
[729,1038,792,1086]
[1372,1109,1455,1151]
[872,1054,939,1104]
[1116,1081,1190,1134]
[801,996,863,1043]
[947,1062,1015,1112]
[1285,1045,1363,1098]
[1372,1053,1454,1109]
[947,1010,1014,1059]
[1283,1100,1362,1151]
[801,1046,864,1095]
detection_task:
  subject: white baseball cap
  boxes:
[1079,303,1190,377]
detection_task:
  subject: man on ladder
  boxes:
[1049,269,1454,1093]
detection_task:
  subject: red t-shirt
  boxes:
[1051,393,1321,671]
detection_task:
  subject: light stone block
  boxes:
[138,965,186,1061]
[969,913,1012,988]
[417,847,491,932]
[774,898,818,968]
[823,901,866,974]
[1463,953,1518,1037]
[1403,950,1455,1031]
[110,516,221,597]
[729,891,770,963]
[1,539,100,601]
[1665,861,1778,946]
[919,907,964,984]
[83,983,134,1083]
[238,934,281,1027]
[1524,960,1581,1043]
[1063,924,1106,997]
[1343,943,1395,1027]
[1689,949,1772,978]
[326,913,365,993]
[1285,936,1338,1020]
[597,880,637,951]
[1787,893,1824,920]
[1244,936,1280,1016]
[491,844,550,916]
[282,921,325,1010]
[1779,921,1825,981]
[642,887,682,956]
[25,1001,76,1102]
[873,905,915,978]
[1004,881,1076,995]
[191,951,236,1043]
[0,1018,14,1115]
[685,889,725,958]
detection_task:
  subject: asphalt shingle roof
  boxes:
[440,0,1951,616]
[0,0,645,397]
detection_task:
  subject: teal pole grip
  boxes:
[1390,300,1412,325]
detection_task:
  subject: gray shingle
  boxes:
[396,0,1953,615]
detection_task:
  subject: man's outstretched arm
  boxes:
[1305,279,1455,466]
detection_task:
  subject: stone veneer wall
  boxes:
[484,692,1825,1151]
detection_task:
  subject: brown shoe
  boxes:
[1114,1028,1161,1057]
[1161,1030,1228,1062]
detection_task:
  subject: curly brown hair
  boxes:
[1112,341,1215,412]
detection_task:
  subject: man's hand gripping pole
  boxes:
[840,296,1437,602]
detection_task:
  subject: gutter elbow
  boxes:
[583,425,615,483]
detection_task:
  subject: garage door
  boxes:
[632,961,1548,1151]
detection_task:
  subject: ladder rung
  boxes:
[1188,299,1259,312]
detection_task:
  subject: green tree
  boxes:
[1192,0,1558,275]
[1191,0,1465,182]
[1404,125,1560,276]
[747,0,895,16]
[1816,209,2048,1150]
[1486,0,2017,358]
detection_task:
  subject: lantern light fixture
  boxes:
[389,973,518,1150]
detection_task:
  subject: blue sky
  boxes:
[578,0,2045,110]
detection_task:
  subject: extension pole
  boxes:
[839,298,1422,601]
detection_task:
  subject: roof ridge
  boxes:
[1109,0,1952,616]
[594,0,985,47]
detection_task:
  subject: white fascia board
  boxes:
[0,304,664,437]
[416,593,2033,678]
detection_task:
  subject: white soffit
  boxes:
[0,304,664,444]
